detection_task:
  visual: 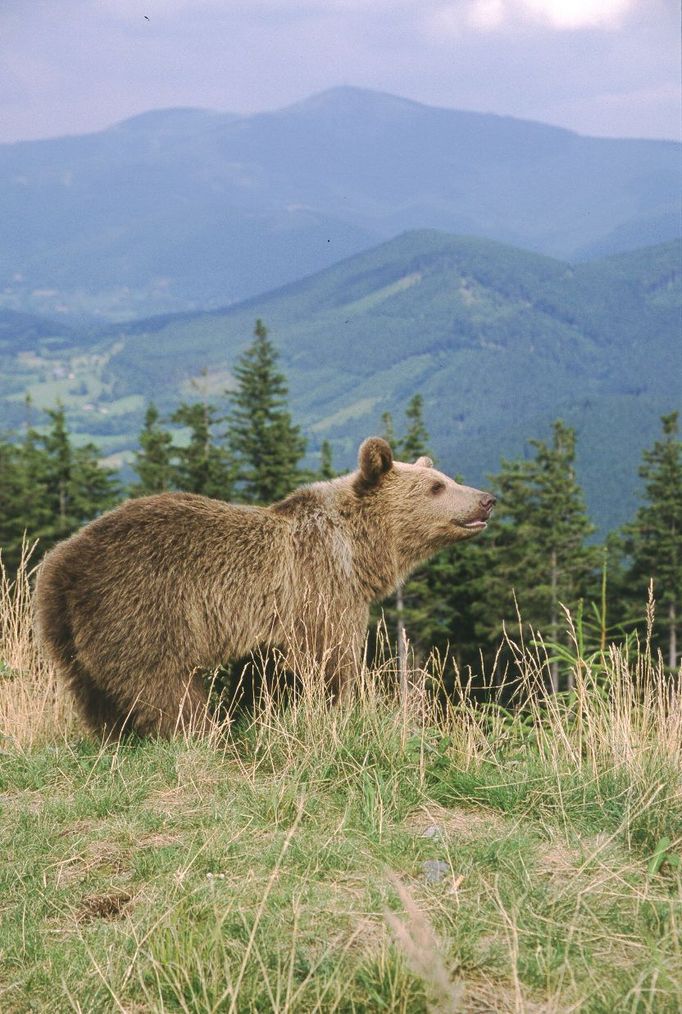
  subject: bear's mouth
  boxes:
[461,520,487,530]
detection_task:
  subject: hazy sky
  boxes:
[1,0,680,144]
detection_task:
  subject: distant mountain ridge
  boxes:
[1,87,679,321]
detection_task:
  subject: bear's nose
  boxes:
[480,494,496,515]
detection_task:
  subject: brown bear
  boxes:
[34,437,494,738]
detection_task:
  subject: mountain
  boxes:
[3,230,677,533]
[0,308,78,353]
[1,88,679,320]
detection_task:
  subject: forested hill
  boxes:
[1,230,679,531]
[85,231,682,533]
[1,87,679,320]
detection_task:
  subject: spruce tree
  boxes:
[225,320,306,504]
[0,409,118,568]
[531,421,597,685]
[72,443,120,519]
[40,407,119,550]
[0,423,55,570]
[42,406,73,538]
[474,421,597,690]
[0,440,32,571]
[625,412,682,669]
[401,394,431,462]
[132,403,174,496]
[170,401,234,500]
[318,440,336,480]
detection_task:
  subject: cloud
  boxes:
[521,0,634,28]
[430,0,637,36]
[468,1,506,30]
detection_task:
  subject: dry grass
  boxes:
[1,546,681,1012]
[0,543,77,749]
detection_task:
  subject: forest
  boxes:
[1,318,680,689]
[2,318,680,1012]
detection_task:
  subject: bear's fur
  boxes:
[34,437,494,737]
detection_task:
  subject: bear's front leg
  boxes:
[286,604,367,701]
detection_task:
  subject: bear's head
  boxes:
[355,436,495,573]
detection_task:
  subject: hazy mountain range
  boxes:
[1,87,679,321]
[2,230,679,534]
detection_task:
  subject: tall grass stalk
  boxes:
[1,549,680,1011]
[0,542,76,749]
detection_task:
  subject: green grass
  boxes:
[1,560,680,1011]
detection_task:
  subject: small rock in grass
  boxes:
[421,824,443,840]
[422,859,449,884]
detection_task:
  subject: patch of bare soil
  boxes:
[405,802,508,840]
[77,890,132,922]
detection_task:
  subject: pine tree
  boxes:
[40,406,119,549]
[72,443,120,520]
[132,403,174,496]
[318,440,336,480]
[401,394,431,462]
[225,320,306,504]
[42,406,73,538]
[625,412,682,668]
[0,440,32,571]
[0,408,118,569]
[0,422,54,570]
[380,410,397,450]
[474,421,597,690]
[420,538,488,677]
[531,421,597,686]
[170,401,234,500]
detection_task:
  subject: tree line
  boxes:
[1,319,680,683]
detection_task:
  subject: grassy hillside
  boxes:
[1,231,679,530]
[1,87,679,319]
[1,556,681,1011]
[108,231,681,532]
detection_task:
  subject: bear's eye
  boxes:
[430,481,446,495]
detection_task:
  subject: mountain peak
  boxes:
[280,86,430,118]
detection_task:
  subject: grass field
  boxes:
[1,556,680,1012]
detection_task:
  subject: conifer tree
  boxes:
[42,406,73,538]
[474,420,597,690]
[170,401,234,500]
[40,406,119,548]
[625,412,682,669]
[132,403,174,496]
[0,408,118,568]
[401,394,431,462]
[225,319,306,503]
[380,410,397,450]
[0,425,53,569]
[0,440,32,571]
[318,440,336,480]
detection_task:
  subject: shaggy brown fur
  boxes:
[34,438,494,737]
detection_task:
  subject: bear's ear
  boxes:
[415,455,433,468]
[357,437,393,487]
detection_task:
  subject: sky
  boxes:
[1,0,680,144]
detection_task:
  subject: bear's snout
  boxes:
[480,494,496,516]
[456,490,496,534]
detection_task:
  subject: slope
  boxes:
[1,88,679,320]
[99,231,681,532]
